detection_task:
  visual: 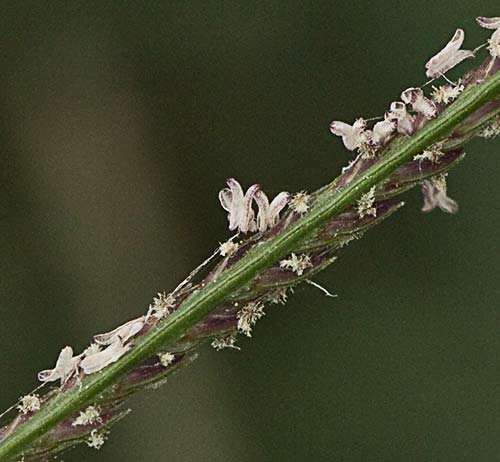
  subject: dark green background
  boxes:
[1,1,499,461]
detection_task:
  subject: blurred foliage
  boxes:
[0,1,499,461]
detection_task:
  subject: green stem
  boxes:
[2,72,500,461]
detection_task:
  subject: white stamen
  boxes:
[306,279,337,298]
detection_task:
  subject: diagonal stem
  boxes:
[1,71,499,461]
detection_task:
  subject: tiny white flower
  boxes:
[290,192,310,214]
[80,339,131,375]
[38,346,81,385]
[219,178,259,233]
[268,287,290,305]
[421,174,458,214]
[219,240,239,257]
[158,352,175,367]
[280,253,313,276]
[86,429,107,450]
[431,84,464,105]
[478,116,500,138]
[94,316,145,346]
[147,292,176,321]
[425,29,475,78]
[385,101,415,135]
[401,88,437,119]
[477,17,500,59]
[329,118,367,151]
[356,186,377,218]
[254,189,289,232]
[414,142,446,163]
[17,394,41,415]
[72,405,102,426]
[211,336,241,351]
[237,302,265,337]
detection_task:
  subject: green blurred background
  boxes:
[1,1,499,461]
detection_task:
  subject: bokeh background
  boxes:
[1,1,499,461]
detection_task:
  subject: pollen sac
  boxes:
[401,88,437,119]
[218,178,259,234]
[329,118,367,151]
[218,178,288,234]
[385,102,416,135]
[421,174,458,214]
[425,28,474,78]
[38,346,81,385]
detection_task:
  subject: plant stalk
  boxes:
[1,70,499,461]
